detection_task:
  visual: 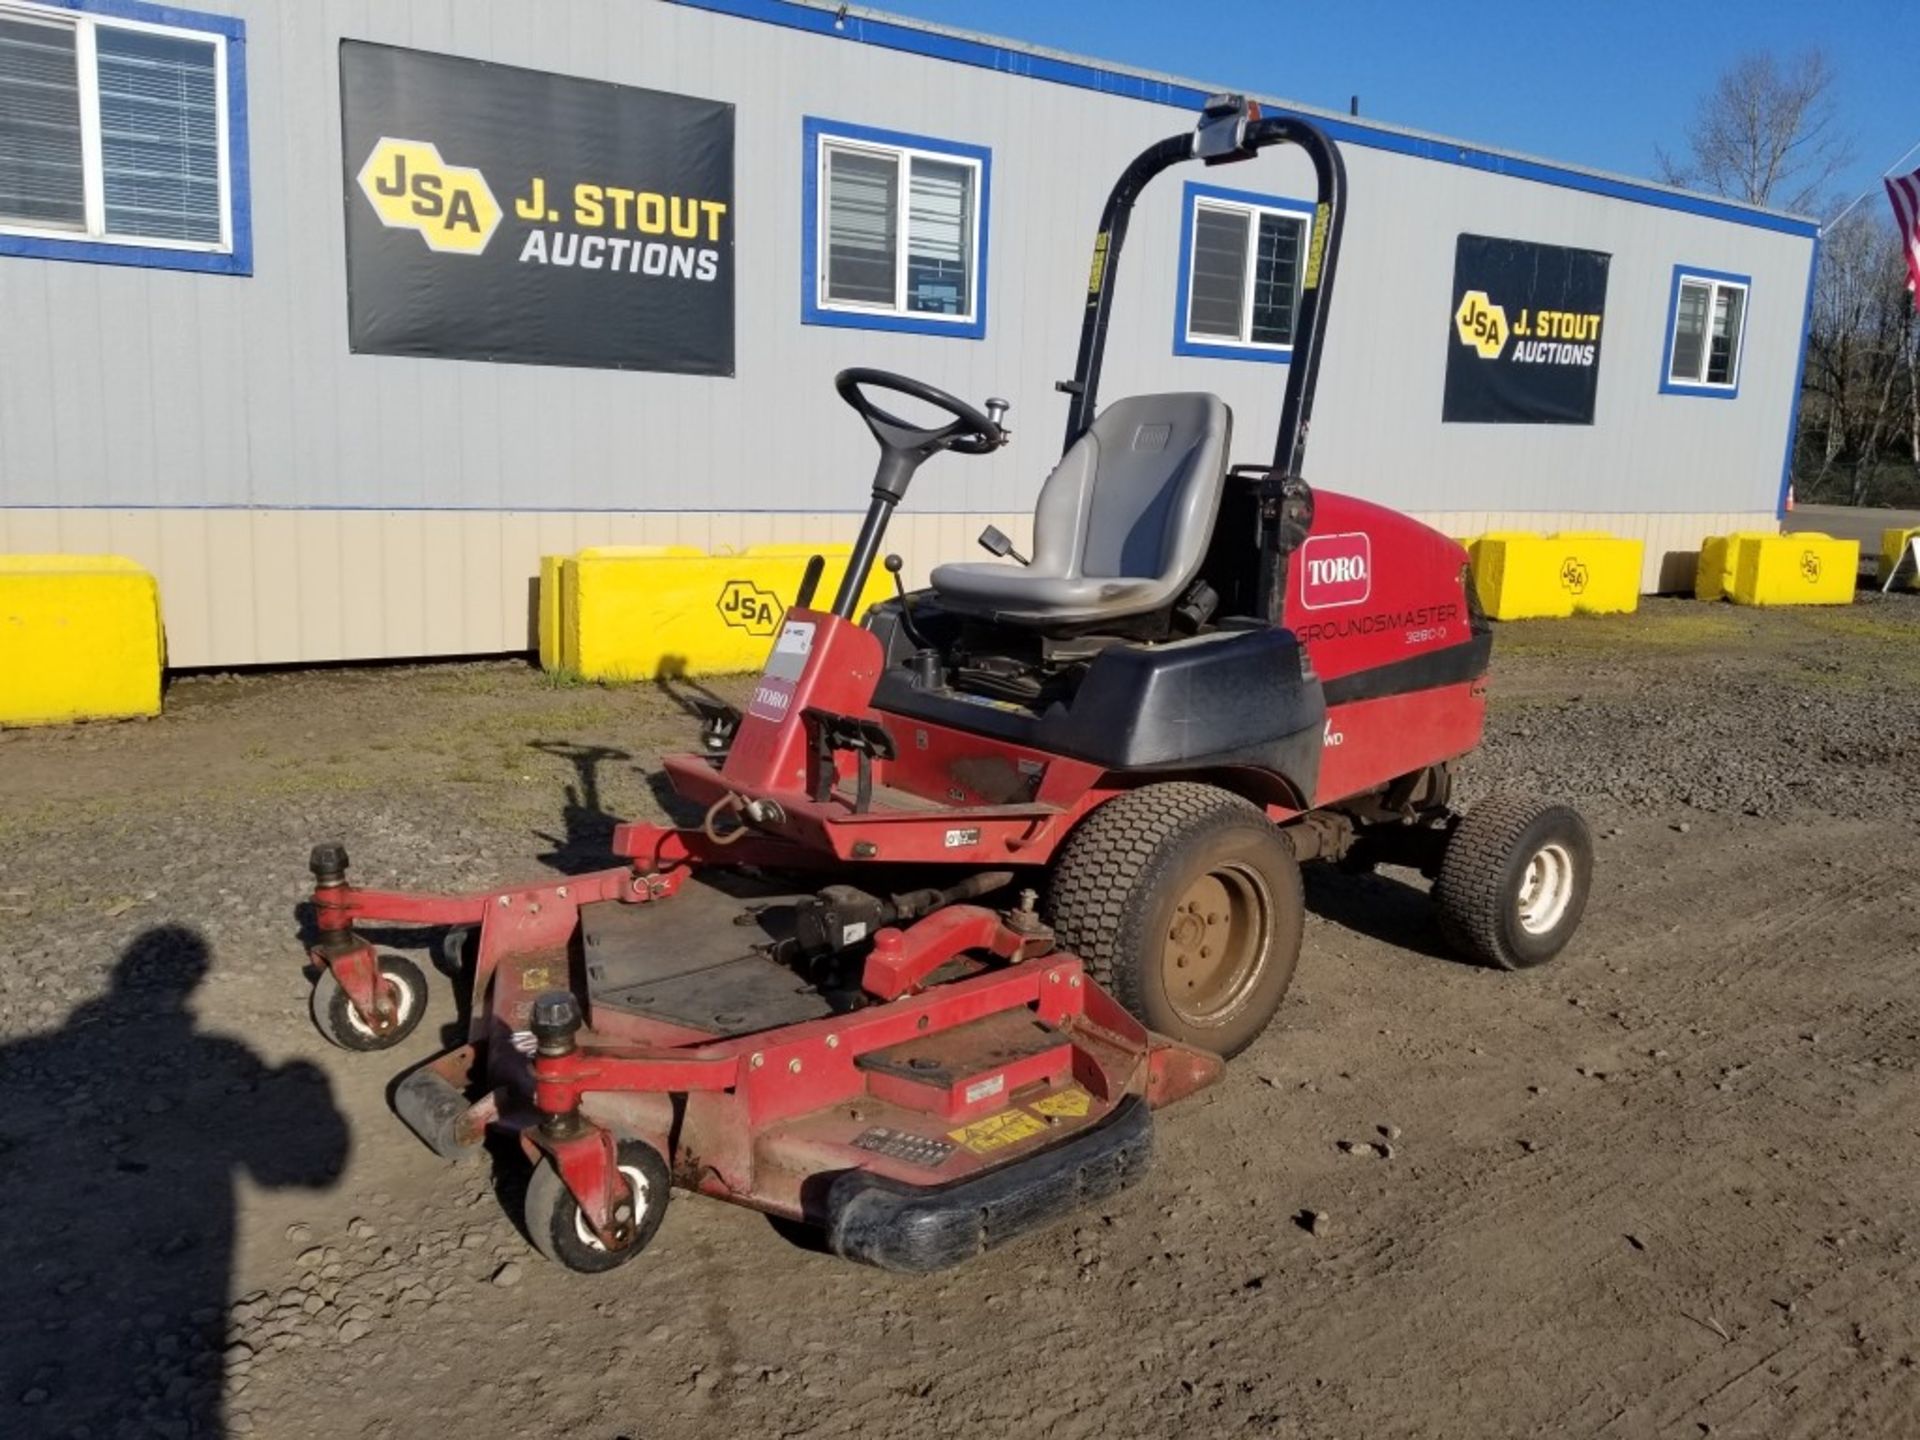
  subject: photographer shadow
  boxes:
[0,925,349,1438]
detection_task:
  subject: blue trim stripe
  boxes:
[673,0,1819,240]
[1658,264,1751,400]
[1172,180,1312,365]
[800,115,991,339]
[1777,236,1820,518]
[0,0,251,277]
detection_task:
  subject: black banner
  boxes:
[340,41,734,375]
[1443,233,1609,424]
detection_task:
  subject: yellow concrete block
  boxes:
[1728,533,1858,607]
[1694,531,1776,602]
[538,554,566,672]
[0,554,163,725]
[1549,531,1643,615]
[541,547,698,672]
[560,544,893,680]
[1879,527,1920,591]
[1467,533,1570,620]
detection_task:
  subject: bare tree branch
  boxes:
[1664,49,1855,213]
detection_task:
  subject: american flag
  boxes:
[1888,166,1920,293]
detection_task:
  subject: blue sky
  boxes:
[870,0,1917,217]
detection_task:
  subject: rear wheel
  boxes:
[1433,795,1592,970]
[1045,783,1304,1057]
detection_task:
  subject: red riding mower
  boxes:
[302,98,1591,1275]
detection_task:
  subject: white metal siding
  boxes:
[0,0,1815,665]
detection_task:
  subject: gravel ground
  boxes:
[1,593,1917,1440]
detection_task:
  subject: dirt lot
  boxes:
[3,595,1918,1440]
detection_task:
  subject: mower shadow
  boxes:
[0,924,350,1438]
[1302,865,1465,966]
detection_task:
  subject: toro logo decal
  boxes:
[717,578,783,636]
[357,137,502,255]
[1299,532,1372,610]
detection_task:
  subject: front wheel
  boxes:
[1045,783,1305,1058]
[309,954,427,1051]
[524,1139,671,1274]
[1433,795,1592,970]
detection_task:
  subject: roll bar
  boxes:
[1060,99,1347,483]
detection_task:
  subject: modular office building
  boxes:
[0,0,1819,667]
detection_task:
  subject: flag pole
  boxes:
[1825,137,1920,231]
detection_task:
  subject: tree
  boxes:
[1797,211,1917,506]
[1657,49,1854,214]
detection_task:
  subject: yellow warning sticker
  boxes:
[1087,231,1110,296]
[949,1109,1048,1154]
[519,965,554,991]
[1302,202,1330,289]
[1030,1087,1092,1119]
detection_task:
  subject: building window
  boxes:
[802,117,989,338]
[1174,181,1314,364]
[0,0,248,275]
[1661,265,1749,397]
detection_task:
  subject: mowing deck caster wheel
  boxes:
[524,1140,671,1274]
[309,954,428,1051]
[1433,795,1593,970]
[1045,782,1305,1058]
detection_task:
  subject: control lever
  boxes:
[985,396,1012,441]
[977,525,1030,566]
[884,554,935,652]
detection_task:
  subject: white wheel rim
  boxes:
[343,968,417,1039]
[1515,842,1575,935]
[572,1164,649,1252]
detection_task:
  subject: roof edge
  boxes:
[666,0,1821,238]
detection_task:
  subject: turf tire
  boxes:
[1044,782,1304,1058]
[1433,795,1592,970]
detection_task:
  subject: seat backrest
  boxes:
[1030,393,1231,584]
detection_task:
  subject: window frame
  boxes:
[800,115,990,339]
[1659,264,1750,398]
[0,0,249,275]
[1173,180,1315,365]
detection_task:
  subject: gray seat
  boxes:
[929,392,1231,627]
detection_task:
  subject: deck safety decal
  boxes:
[1029,1086,1092,1119]
[949,1109,1047,1154]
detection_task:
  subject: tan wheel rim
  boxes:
[1162,862,1273,1028]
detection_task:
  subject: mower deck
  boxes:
[316,845,1223,1273]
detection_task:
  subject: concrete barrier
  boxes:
[1880,527,1920,592]
[538,546,700,672]
[1465,531,1644,619]
[1694,532,1776,603]
[0,555,163,725]
[1703,532,1858,606]
[543,544,891,680]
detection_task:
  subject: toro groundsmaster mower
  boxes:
[302,99,1592,1275]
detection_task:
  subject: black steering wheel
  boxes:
[835,368,1005,499]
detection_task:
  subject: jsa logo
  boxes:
[1298,532,1372,610]
[357,137,502,255]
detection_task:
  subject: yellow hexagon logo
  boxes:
[716,579,784,636]
[356,137,501,256]
[1454,290,1509,360]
